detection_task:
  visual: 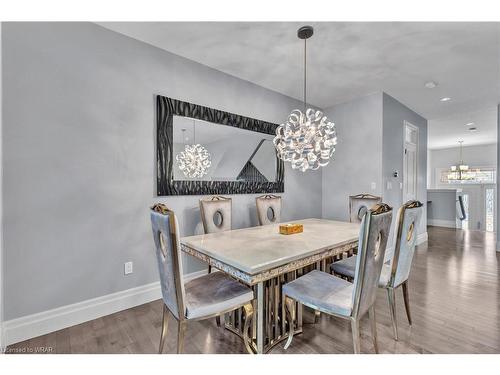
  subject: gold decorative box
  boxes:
[279,223,303,235]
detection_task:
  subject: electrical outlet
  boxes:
[387,181,393,190]
[370,182,376,190]
[124,261,133,275]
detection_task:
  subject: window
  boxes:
[485,188,495,232]
[440,167,496,185]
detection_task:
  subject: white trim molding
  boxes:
[427,219,456,229]
[3,269,206,346]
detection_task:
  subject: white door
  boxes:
[482,184,496,232]
[403,122,418,202]
[459,184,496,231]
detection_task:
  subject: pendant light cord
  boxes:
[303,37,307,111]
[193,119,196,144]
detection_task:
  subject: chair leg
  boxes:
[177,321,187,354]
[368,306,379,354]
[158,304,170,354]
[350,318,361,354]
[402,281,412,326]
[387,287,398,341]
[314,310,321,324]
[283,296,295,350]
[207,266,221,327]
[242,303,255,354]
[207,265,222,327]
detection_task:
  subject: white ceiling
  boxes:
[428,106,497,150]
[98,22,500,121]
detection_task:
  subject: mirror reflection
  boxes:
[173,116,278,182]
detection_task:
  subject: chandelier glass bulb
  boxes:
[176,143,211,178]
[274,108,337,172]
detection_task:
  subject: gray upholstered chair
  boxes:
[255,195,282,225]
[349,193,382,223]
[331,200,423,340]
[282,204,393,354]
[150,203,254,354]
[199,195,233,327]
[199,195,232,234]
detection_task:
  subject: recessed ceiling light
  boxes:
[425,81,438,89]
[468,127,478,132]
[465,122,475,126]
[440,97,451,102]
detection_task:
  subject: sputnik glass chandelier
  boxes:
[273,25,337,172]
[176,119,212,179]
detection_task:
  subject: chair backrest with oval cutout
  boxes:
[349,194,382,223]
[199,196,232,233]
[150,204,185,320]
[256,195,282,225]
[351,203,392,318]
[391,200,423,287]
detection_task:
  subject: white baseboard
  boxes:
[3,269,207,346]
[0,323,4,354]
[427,219,456,229]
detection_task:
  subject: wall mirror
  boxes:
[157,95,284,196]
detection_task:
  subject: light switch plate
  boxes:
[371,182,376,190]
[124,261,133,275]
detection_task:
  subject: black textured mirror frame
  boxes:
[156,95,285,196]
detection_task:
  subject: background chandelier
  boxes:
[273,25,337,172]
[448,140,470,180]
[176,121,212,178]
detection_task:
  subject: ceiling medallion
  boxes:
[273,26,337,172]
[176,123,212,178]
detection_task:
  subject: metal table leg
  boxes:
[256,281,265,354]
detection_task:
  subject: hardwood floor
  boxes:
[6,226,500,354]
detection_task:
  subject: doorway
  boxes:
[459,184,496,231]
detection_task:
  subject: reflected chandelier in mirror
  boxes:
[157,95,284,196]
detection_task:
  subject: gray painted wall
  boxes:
[382,93,428,243]
[321,92,427,250]
[427,189,459,223]
[321,93,384,221]
[0,22,4,348]
[2,22,322,320]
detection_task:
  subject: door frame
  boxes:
[403,121,419,202]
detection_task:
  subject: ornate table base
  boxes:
[221,253,353,353]
[182,233,358,354]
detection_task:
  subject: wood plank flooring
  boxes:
[6,226,500,354]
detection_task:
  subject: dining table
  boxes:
[180,218,360,354]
